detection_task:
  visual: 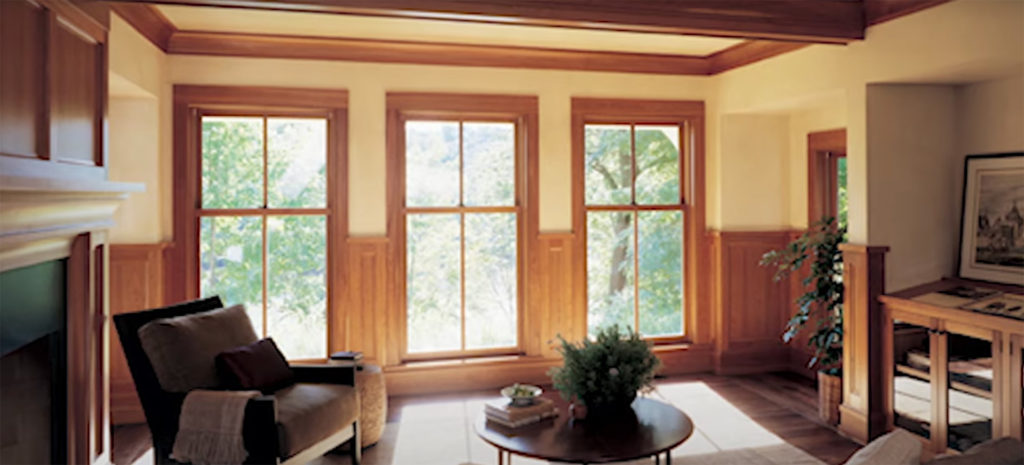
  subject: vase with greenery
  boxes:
[759,216,846,424]
[548,325,660,416]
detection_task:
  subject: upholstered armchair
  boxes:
[114,296,361,465]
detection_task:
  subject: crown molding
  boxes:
[111,3,814,76]
[111,2,177,51]
[168,31,718,75]
[118,0,865,44]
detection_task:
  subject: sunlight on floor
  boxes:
[323,379,819,465]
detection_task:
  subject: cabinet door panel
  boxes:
[892,318,934,439]
[943,328,996,452]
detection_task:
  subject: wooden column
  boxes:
[838,244,889,444]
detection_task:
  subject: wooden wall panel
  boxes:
[340,237,391,366]
[782,229,819,379]
[837,244,889,444]
[0,0,46,159]
[711,230,792,375]
[49,20,103,166]
[109,243,168,425]
[526,233,580,358]
[0,0,107,181]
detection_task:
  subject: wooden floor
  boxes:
[113,372,860,465]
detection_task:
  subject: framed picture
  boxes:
[958,152,1024,285]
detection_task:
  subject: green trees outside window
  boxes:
[198,116,328,360]
[404,121,519,354]
[584,124,685,338]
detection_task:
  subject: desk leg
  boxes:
[655,454,660,465]
[498,450,503,465]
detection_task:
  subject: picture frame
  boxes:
[957,152,1024,286]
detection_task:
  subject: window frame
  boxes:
[807,128,847,225]
[171,85,348,361]
[386,93,538,362]
[571,98,706,345]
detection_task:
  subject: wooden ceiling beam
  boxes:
[167,31,714,75]
[110,3,177,51]
[115,0,866,44]
[706,40,808,75]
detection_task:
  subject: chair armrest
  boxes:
[291,364,356,386]
[242,395,279,463]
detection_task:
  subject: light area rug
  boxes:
[312,379,831,465]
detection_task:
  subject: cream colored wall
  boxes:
[109,97,162,243]
[108,15,171,243]
[866,84,957,292]
[711,0,1024,242]
[786,102,847,228]
[717,114,790,229]
[166,56,714,235]
[955,74,1024,156]
[106,0,1024,264]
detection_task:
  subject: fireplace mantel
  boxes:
[0,175,143,272]
[0,174,141,465]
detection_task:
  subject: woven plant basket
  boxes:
[818,371,842,426]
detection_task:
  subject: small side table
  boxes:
[329,355,387,448]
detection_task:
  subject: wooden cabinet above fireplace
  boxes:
[0,0,109,182]
[880,278,1024,455]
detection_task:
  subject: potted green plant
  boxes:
[760,216,846,425]
[548,325,660,418]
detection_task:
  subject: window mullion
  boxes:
[459,121,466,352]
[460,212,467,352]
[630,124,637,207]
[261,116,269,338]
[631,124,640,334]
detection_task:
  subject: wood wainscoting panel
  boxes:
[782,229,820,380]
[837,244,889,444]
[526,233,580,358]
[711,230,793,375]
[340,237,391,366]
[109,243,169,425]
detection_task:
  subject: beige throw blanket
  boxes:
[171,389,261,465]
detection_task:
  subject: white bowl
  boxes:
[501,384,542,406]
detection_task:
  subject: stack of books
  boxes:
[484,397,558,428]
[329,350,363,362]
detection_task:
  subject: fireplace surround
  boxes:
[0,175,140,465]
[0,260,68,463]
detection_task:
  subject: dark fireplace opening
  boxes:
[0,260,67,464]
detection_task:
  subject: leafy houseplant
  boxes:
[548,325,660,416]
[759,217,846,424]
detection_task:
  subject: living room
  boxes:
[0,1,1022,464]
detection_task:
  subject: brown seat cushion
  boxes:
[275,383,359,458]
[217,338,294,393]
[137,304,259,392]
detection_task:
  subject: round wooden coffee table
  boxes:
[475,396,694,465]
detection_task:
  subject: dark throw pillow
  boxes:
[216,338,295,393]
